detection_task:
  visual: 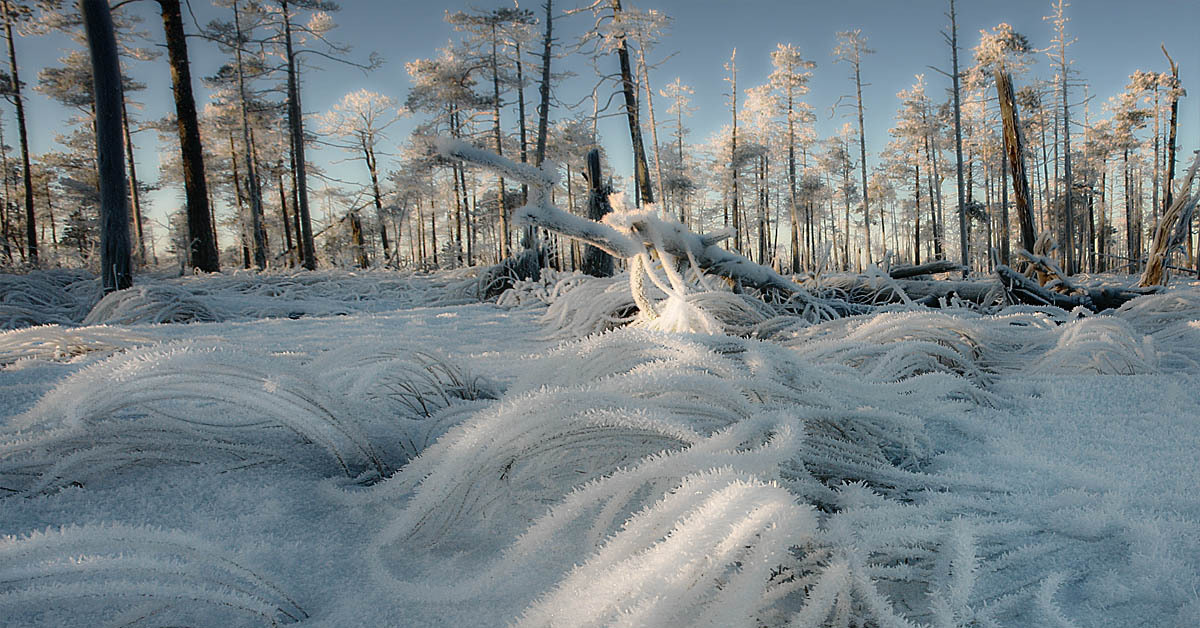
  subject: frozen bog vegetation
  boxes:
[1,262,1198,627]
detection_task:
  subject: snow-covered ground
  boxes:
[2,268,1198,627]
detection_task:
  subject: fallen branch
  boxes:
[996,265,1156,312]
[887,260,966,280]
[435,137,838,314]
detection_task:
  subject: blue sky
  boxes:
[14,0,1200,240]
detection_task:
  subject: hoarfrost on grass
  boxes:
[0,267,1198,627]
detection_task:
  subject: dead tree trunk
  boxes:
[350,211,367,268]
[611,0,653,205]
[995,70,1037,255]
[533,0,553,168]
[581,148,614,277]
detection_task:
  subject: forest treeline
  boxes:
[0,0,1190,284]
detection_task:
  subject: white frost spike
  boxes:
[0,523,304,625]
[12,341,384,477]
[0,324,154,365]
[515,469,819,628]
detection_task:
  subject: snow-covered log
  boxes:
[996,265,1156,312]
[434,137,819,302]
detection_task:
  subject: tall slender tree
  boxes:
[608,0,653,205]
[944,0,968,274]
[769,43,815,272]
[726,48,740,251]
[533,0,554,168]
[0,0,48,265]
[1045,0,1076,273]
[157,0,219,272]
[834,30,874,263]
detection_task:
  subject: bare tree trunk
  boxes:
[948,0,967,275]
[278,173,294,267]
[533,0,552,168]
[0,118,10,263]
[2,0,35,266]
[489,24,509,259]
[364,142,390,263]
[1124,148,1134,269]
[157,0,218,272]
[350,211,367,268]
[729,49,739,251]
[786,91,799,272]
[923,104,945,260]
[514,40,536,251]
[611,0,653,205]
[853,57,871,264]
[43,179,57,255]
[638,45,666,215]
[81,0,132,292]
[229,133,249,268]
[581,148,614,277]
[231,0,267,269]
[281,0,315,270]
[1159,47,1187,276]
[120,97,146,265]
[1059,65,1074,274]
[914,159,922,265]
[996,70,1037,254]
[1001,146,1010,264]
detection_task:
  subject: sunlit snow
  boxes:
[2,268,1198,626]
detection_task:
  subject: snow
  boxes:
[2,268,1199,627]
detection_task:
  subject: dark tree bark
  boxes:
[81,0,132,292]
[489,23,509,259]
[281,0,316,269]
[995,70,1037,254]
[611,0,653,205]
[364,140,389,263]
[914,159,921,265]
[729,49,739,251]
[1159,47,1186,276]
[231,0,267,269]
[278,173,294,267]
[158,0,219,272]
[1001,146,1010,265]
[948,0,967,275]
[581,148,614,277]
[2,0,36,266]
[120,98,146,264]
[349,210,367,268]
[533,0,552,168]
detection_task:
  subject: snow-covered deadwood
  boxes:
[434,137,847,326]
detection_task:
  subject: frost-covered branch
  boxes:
[434,137,819,303]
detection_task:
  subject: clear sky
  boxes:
[14,0,1200,241]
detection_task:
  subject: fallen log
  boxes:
[996,265,1157,312]
[887,260,966,279]
[823,273,1000,306]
